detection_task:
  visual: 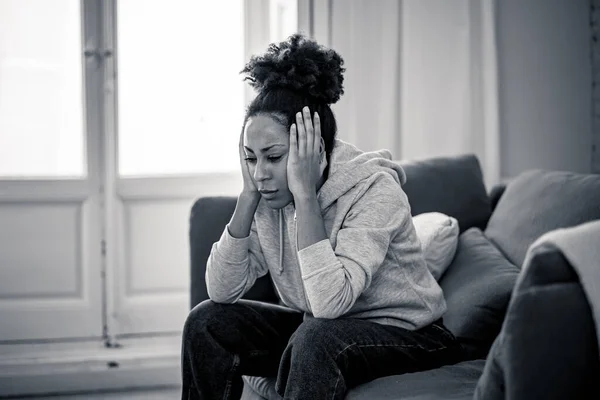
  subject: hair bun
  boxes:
[241,33,345,104]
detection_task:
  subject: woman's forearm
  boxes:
[206,191,262,303]
[295,192,328,250]
[228,192,261,238]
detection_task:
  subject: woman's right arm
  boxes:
[206,193,268,303]
[205,132,269,303]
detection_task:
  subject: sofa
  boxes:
[189,154,600,399]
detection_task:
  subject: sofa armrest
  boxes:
[474,242,600,399]
[189,196,278,309]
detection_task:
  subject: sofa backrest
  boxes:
[484,169,600,268]
[397,154,492,233]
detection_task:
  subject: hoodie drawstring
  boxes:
[278,209,284,274]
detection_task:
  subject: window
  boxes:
[117,0,246,177]
[0,0,298,180]
[0,0,85,178]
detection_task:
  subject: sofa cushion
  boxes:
[346,359,486,400]
[243,360,486,400]
[484,169,600,268]
[412,212,460,280]
[438,227,520,359]
[398,154,492,233]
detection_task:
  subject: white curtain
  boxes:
[592,0,600,174]
[301,0,500,188]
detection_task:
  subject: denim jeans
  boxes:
[181,299,464,400]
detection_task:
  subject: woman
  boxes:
[181,33,463,400]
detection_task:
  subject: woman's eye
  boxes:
[268,156,282,162]
[244,157,257,163]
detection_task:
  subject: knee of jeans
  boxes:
[182,299,220,339]
[288,318,340,354]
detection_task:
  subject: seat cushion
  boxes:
[398,154,492,233]
[438,228,520,359]
[412,212,460,280]
[484,169,600,268]
[346,360,486,400]
[243,360,486,400]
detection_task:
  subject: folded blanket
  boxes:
[524,219,600,356]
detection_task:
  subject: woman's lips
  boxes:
[259,189,278,199]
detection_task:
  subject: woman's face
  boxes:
[243,114,294,209]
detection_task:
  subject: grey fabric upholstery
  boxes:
[484,169,600,267]
[241,361,486,400]
[399,154,492,233]
[474,242,600,399]
[438,228,520,359]
[346,360,486,400]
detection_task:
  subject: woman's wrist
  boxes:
[228,192,261,239]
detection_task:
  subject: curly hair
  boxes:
[240,33,345,162]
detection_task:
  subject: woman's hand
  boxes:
[287,106,322,200]
[239,131,259,197]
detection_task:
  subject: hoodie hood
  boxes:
[316,139,407,210]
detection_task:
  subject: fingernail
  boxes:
[303,106,309,113]
[314,112,319,119]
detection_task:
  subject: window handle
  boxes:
[84,48,113,59]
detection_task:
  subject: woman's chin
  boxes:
[263,195,293,210]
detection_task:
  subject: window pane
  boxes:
[117,0,245,177]
[0,0,85,178]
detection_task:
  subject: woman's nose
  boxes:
[253,161,270,182]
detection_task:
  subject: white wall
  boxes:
[497,0,593,178]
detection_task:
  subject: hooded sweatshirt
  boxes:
[206,139,446,330]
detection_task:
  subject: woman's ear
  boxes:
[319,138,328,177]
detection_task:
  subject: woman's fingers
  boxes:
[289,123,297,159]
[296,111,306,157]
[303,106,313,150]
[294,107,321,160]
[313,111,321,155]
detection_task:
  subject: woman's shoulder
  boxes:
[362,170,406,196]
[335,171,408,210]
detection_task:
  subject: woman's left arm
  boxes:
[296,178,406,319]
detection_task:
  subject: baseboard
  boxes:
[0,335,181,398]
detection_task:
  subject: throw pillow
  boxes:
[412,212,460,280]
[485,169,600,268]
[438,227,520,359]
[398,154,492,232]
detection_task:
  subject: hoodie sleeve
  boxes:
[297,175,410,319]
[205,219,269,303]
